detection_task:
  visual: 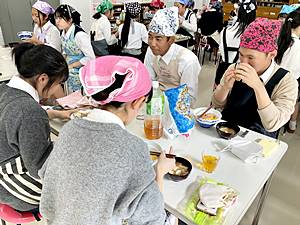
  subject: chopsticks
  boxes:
[150,151,176,159]
[198,105,213,118]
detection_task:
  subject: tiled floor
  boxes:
[4,60,300,225]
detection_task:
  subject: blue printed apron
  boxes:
[62,27,85,92]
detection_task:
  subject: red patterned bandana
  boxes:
[240,18,282,53]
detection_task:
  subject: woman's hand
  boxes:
[47,109,78,120]
[222,68,236,90]
[156,147,176,178]
[234,63,264,91]
[213,67,236,104]
[24,34,43,45]
[155,147,176,192]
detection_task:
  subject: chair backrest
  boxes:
[0,203,40,224]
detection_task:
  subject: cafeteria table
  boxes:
[49,115,287,225]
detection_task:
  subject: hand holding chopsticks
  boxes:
[155,147,176,190]
[150,151,176,159]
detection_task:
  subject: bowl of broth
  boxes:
[166,157,192,181]
[216,122,240,139]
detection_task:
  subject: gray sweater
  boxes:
[0,84,52,211]
[40,119,166,225]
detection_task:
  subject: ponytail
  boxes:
[234,6,256,38]
[276,11,300,64]
[120,13,131,48]
[276,21,292,64]
[48,13,55,25]
[71,10,81,26]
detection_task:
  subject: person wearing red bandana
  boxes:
[212,18,298,137]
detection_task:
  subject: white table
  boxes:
[49,118,287,225]
[0,47,18,82]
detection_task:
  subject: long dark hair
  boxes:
[55,4,81,26]
[276,11,300,64]
[120,13,133,48]
[12,43,68,92]
[234,4,256,38]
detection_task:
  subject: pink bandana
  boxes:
[32,0,55,16]
[240,18,281,53]
[150,0,165,8]
[79,56,152,105]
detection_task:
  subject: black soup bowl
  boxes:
[216,122,240,139]
[166,157,192,182]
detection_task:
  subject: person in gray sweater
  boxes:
[39,56,176,225]
[0,43,69,211]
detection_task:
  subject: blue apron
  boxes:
[62,26,85,92]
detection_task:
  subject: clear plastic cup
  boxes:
[201,149,220,173]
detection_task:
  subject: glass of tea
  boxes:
[144,115,163,140]
[201,150,220,173]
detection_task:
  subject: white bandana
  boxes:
[148,7,179,36]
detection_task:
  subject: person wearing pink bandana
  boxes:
[39,56,177,225]
[26,0,61,52]
[212,17,298,137]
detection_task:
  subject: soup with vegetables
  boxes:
[219,127,236,135]
[169,162,189,176]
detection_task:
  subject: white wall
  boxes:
[0,26,5,46]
